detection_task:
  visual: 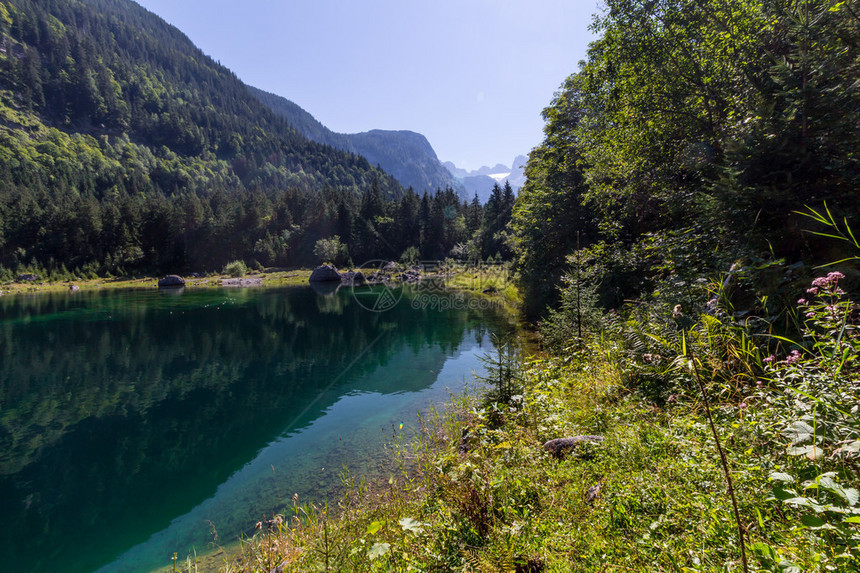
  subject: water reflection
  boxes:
[0,286,511,573]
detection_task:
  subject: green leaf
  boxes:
[367,542,390,560]
[366,520,385,535]
[749,542,776,560]
[843,516,860,524]
[783,496,825,512]
[817,477,859,507]
[398,517,427,534]
[785,421,815,445]
[769,472,795,483]
[786,445,824,459]
[771,486,797,501]
[800,514,827,528]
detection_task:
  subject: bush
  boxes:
[313,236,348,266]
[223,260,248,277]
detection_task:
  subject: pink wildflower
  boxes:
[785,349,801,365]
[807,287,819,295]
[797,298,807,305]
[763,355,775,363]
[811,271,845,289]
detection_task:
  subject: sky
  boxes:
[134,0,600,172]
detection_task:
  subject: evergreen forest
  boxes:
[0,0,515,278]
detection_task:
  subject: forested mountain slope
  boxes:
[0,0,402,273]
[250,86,461,196]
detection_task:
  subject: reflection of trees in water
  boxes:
[0,286,511,573]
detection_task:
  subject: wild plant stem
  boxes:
[690,359,749,573]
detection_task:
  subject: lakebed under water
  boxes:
[0,283,515,572]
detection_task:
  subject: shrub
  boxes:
[223,260,248,277]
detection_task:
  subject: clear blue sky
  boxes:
[134,0,599,171]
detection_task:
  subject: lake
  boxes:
[0,284,516,572]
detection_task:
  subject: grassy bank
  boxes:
[205,277,859,572]
[0,268,315,296]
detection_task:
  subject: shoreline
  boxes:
[0,268,315,297]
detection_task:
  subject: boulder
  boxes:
[340,270,365,285]
[309,264,341,282]
[400,269,421,283]
[17,273,38,282]
[158,275,186,288]
[543,435,605,459]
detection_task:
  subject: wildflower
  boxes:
[763,355,776,363]
[797,298,807,305]
[805,311,816,319]
[811,271,845,289]
[672,304,682,319]
[785,349,801,365]
[739,402,747,410]
[756,380,763,389]
[807,287,819,295]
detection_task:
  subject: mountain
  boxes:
[0,0,404,272]
[443,155,528,203]
[250,87,462,196]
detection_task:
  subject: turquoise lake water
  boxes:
[0,285,515,572]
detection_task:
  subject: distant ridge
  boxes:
[443,156,528,203]
[250,87,463,196]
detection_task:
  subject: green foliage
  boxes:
[753,271,860,566]
[399,245,419,265]
[471,182,515,262]
[508,79,594,317]
[313,235,348,266]
[477,334,522,406]
[510,0,860,320]
[539,247,605,353]
[222,260,247,278]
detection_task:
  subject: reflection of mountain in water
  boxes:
[0,286,511,573]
